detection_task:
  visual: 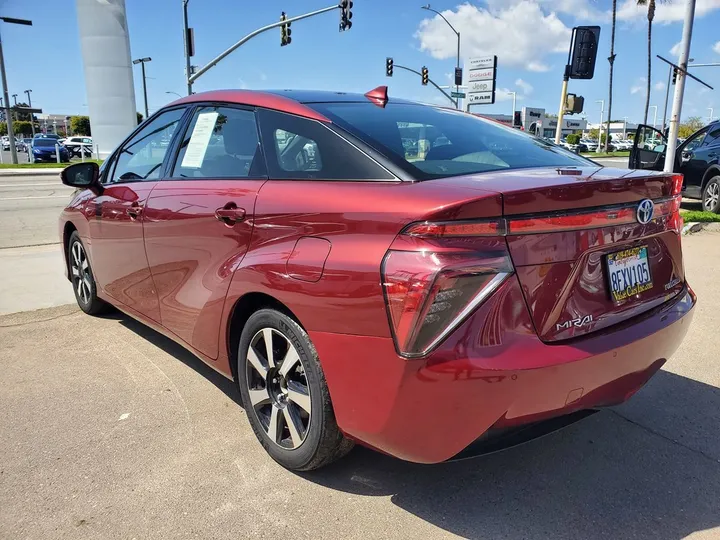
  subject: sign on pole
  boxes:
[451,91,466,98]
[465,55,497,107]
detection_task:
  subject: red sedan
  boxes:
[59,88,694,470]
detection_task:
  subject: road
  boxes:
[0,229,719,538]
[0,172,76,314]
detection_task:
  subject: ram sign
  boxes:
[465,55,497,107]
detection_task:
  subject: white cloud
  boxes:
[617,0,720,23]
[238,78,248,90]
[631,77,647,95]
[415,1,571,72]
[515,78,533,94]
[486,0,607,21]
[654,81,666,91]
[714,41,720,55]
[670,41,683,57]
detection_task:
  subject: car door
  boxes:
[679,124,719,198]
[88,107,187,322]
[142,104,267,358]
[629,125,667,170]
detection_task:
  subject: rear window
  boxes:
[34,138,57,147]
[310,102,591,179]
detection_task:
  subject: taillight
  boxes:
[671,174,684,196]
[382,238,513,357]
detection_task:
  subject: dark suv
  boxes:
[629,121,720,212]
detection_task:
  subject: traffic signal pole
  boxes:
[554,74,569,144]
[393,63,457,108]
[189,4,339,86]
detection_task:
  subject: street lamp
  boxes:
[24,89,34,137]
[623,116,629,139]
[421,4,460,109]
[649,105,658,128]
[165,91,182,98]
[132,57,152,120]
[595,99,604,154]
[709,108,715,123]
[0,16,32,164]
[507,91,516,126]
[183,0,194,95]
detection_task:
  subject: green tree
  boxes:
[13,120,32,136]
[566,133,581,145]
[678,116,705,138]
[605,0,617,152]
[588,128,599,140]
[637,0,657,125]
[0,122,6,136]
[70,116,91,136]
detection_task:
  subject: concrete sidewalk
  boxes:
[0,168,63,177]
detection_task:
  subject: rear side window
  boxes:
[310,102,591,180]
[257,108,394,181]
[702,126,720,148]
[172,106,266,178]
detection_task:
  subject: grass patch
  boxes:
[0,160,103,169]
[580,151,630,158]
[680,209,720,223]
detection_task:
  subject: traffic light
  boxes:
[340,0,353,31]
[565,93,584,114]
[421,66,429,86]
[672,67,678,85]
[386,57,393,77]
[568,26,601,79]
[280,12,291,46]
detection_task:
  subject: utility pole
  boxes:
[507,91,516,123]
[132,57,152,119]
[709,107,714,122]
[664,0,696,173]
[24,89,34,137]
[0,17,33,164]
[623,116,628,139]
[182,0,193,95]
[649,104,658,128]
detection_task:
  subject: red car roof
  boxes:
[170,89,330,122]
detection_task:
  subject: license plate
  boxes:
[606,246,653,303]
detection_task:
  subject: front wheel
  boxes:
[237,309,353,471]
[68,232,109,315]
[702,176,720,213]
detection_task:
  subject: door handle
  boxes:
[126,203,143,219]
[215,203,246,225]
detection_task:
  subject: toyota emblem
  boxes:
[636,199,654,224]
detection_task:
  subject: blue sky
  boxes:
[1,0,719,125]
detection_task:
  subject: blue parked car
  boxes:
[32,137,70,162]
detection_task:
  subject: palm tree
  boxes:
[605,0,617,152]
[637,0,656,125]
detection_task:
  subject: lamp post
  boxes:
[623,116,628,139]
[595,99,604,154]
[0,16,32,164]
[165,91,183,98]
[182,0,193,95]
[132,57,152,120]
[421,4,460,109]
[507,91,516,126]
[24,88,34,137]
[709,108,715,123]
[649,104,658,128]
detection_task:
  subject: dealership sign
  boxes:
[465,55,497,106]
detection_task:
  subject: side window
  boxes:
[109,108,185,183]
[701,126,720,148]
[683,128,708,153]
[258,108,394,181]
[172,106,264,178]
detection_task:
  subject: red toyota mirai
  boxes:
[59,88,695,470]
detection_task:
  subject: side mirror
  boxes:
[61,162,102,194]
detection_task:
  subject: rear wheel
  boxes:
[237,309,352,471]
[68,232,109,315]
[702,176,720,213]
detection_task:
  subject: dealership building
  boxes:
[479,107,587,138]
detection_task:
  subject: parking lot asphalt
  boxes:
[1,230,719,539]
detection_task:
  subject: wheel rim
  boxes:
[70,241,92,305]
[246,327,311,449]
[705,183,719,211]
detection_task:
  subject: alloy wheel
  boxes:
[245,327,312,449]
[704,182,719,211]
[70,241,92,305]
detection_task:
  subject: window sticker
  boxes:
[180,112,219,168]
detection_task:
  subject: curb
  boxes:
[0,169,62,177]
[682,222,707,236]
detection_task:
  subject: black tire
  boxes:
[67,232,110,315]
[237,309,353,471]
[702,176,720,213]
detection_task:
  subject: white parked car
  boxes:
[63,136,94,157]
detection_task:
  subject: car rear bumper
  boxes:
[311,281,695,464]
